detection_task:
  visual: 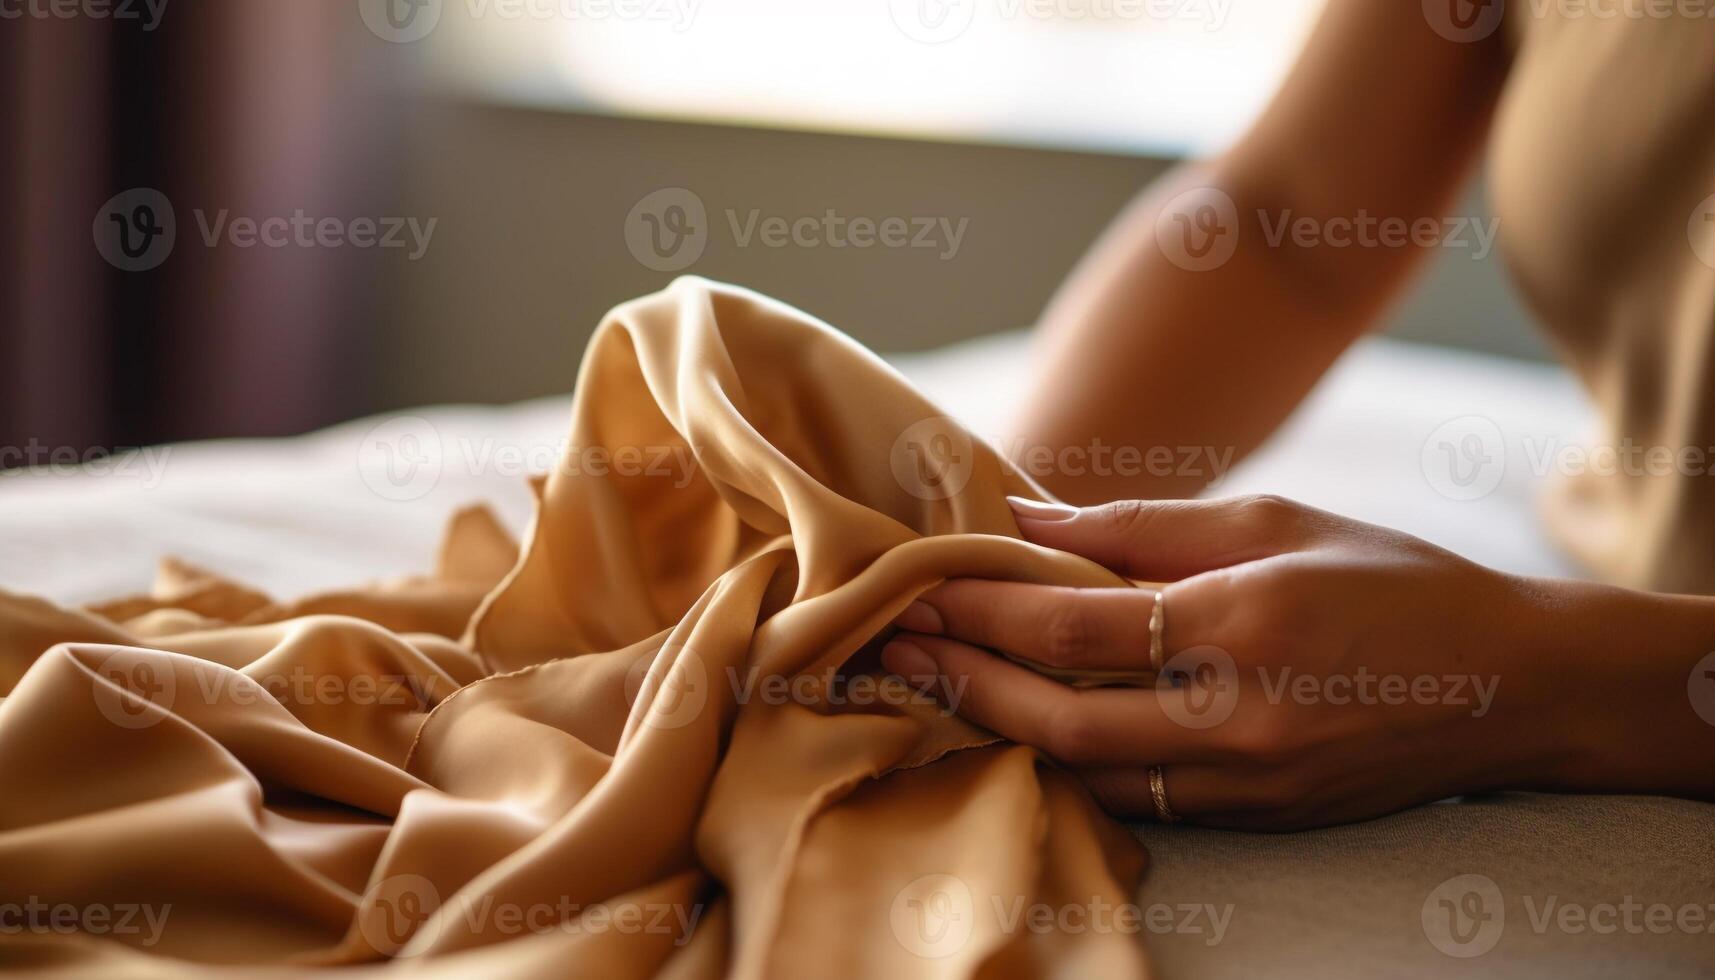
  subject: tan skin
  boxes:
[879,0,1715,830]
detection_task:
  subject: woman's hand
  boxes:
[880,495,1714,830]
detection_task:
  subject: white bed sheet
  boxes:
[0,333,1591,603]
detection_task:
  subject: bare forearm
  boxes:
[1012,0,1508,505]
[1014,164,1385,504]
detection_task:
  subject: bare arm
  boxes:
[1016,0,1512,503]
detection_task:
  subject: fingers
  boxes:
[894,573,1230,674]
[1077,766,1253,822]
[880,633,1226,767]
[1007,494,1318,581]
[896,580,1154,672]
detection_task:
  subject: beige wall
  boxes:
[374,99,1541,411]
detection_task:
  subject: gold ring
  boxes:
[1148,589,1166,672]
[1148,765,1178,824]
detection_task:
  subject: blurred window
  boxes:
[433,0,1327,156]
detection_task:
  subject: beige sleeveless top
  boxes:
[1490,6,1715,595]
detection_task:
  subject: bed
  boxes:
[2,332,1709,977]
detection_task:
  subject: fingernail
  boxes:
[893,600,944,634]
[882,638,938,686]
[1007,496,1079,522]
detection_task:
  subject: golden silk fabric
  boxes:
[0,278,1148,977]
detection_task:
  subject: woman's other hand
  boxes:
[881,495,1715,830]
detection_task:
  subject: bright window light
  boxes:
[430,0,1328,157]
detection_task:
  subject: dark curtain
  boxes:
[2,0,403,460]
